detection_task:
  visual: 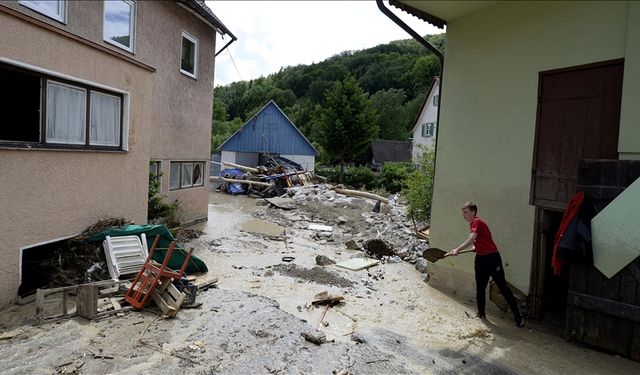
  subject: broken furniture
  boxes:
[124,235,193,317]
[76,280,132,319]
[36,280,131,323]
[103,234,150,279]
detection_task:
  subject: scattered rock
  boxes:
[301,330,326,345]
[415,258,428,273]
[316,255,336,266]
[337,216,348,224]
[345,240,361,251]
[351,332,367,344]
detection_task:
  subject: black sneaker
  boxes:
[516,317,525,328]
[476,312,486,319]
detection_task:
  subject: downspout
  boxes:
[376,0,444,213]
[215,33,237,57]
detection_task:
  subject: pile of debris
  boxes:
[255,184,430,267]
[214,156,316,198]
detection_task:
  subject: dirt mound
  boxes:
[272,264,353,287]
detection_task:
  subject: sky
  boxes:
[205,1,443,86]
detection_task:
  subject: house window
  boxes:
[46,81,87,145]
[170,161,204,190]
[180,31,198,78]
[90,91,121,146]
[103,0,135,53]
[0,63,124,150]
[19,0,66,23]
[422,122,435,137]
[433,95,439,107]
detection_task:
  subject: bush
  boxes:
[380,162,415,193]
[148,161,182,227]
[402,146,435,221]
[316,165,379,190]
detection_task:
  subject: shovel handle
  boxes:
[443,248,475,258]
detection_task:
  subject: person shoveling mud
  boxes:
[449,201,524,327]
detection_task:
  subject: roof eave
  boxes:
[177,0,236,40]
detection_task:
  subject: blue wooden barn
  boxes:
[217,100,317,171]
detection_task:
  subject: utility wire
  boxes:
[225,47,244,81]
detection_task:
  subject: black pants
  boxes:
[475,252,522,321]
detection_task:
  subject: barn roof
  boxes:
[217,100,318,156]
[371,140,412,164]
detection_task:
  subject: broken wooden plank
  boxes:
[332,188,389,205]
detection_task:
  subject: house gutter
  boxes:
[177,0,237,57]
[376,0,444,210]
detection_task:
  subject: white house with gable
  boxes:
[410,76,439,162]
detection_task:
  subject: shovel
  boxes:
[423,248,475,263]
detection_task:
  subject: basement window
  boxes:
[170,161,204,190]
[0,62,125,150]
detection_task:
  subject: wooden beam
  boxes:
[332,188,389,204]
[568,291,640,324]
[209,176,273,187]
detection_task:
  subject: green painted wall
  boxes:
[619,2,640,160]
[430,1,632,293]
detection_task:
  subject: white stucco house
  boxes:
[410,76,439,162]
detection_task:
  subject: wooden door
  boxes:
[530,59,624,210]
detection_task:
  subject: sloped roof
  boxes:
[218,100,318,156]
[371,140,412,164]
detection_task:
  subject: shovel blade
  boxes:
[423,248,447,263]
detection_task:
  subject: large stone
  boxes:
[345,240,361,251]
[316,255,336,266]
[414,258,428,273]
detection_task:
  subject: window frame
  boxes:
[0,62,125,151]
[422,122,435,138]
[103,0,136,53]
[19,0,67,24]
[433,95,439,107]
[89,90,122,146]
[169,161,205,191]
[180,31,199,79]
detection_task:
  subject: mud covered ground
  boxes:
[1,190,639,374]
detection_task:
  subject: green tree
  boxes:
[320,75,377,182]
[369,88,409,140]
[403,145,435,222]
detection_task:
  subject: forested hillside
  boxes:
[212,34,444,163]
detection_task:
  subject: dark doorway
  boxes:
[529,59,624,318]
[535,209,568,331]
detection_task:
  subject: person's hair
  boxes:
[462,201,477,214]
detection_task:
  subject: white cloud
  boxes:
[206,1,444,86]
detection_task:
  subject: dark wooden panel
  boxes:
[616,268,636,357]
[599,267,621,352]
[532,60,624,208]
[566,263,588,340]
[568,292,640,324]
[633,274,640,361]
[582,266,603,347]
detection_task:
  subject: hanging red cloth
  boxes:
[552,191,585,275]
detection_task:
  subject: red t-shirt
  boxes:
[470,217,498,256]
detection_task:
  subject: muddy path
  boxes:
[0,190,639,374]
